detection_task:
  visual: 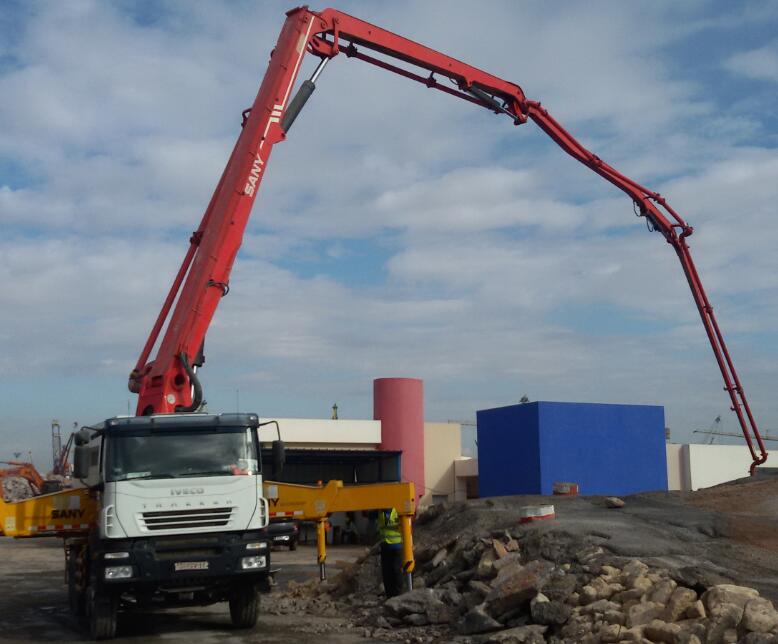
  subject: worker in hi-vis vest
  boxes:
[377,507,403,597]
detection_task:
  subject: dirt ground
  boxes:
[0,540,392,643]
[3,474,778,643]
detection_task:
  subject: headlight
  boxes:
[245,542,268,551]
[104,565,133,580]
[104,552,129,560]
[241,555,266,570]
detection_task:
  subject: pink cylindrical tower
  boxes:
[374,377,424,503]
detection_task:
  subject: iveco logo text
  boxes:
[170,488,205,496]
[243,153,264,196]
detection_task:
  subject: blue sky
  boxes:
[1,1,778,468]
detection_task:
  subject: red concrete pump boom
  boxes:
[128,6,767,473]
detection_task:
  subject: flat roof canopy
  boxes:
[261,448,401,485]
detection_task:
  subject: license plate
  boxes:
[174,561,209,571]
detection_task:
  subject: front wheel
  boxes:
[88,589,117,640]
[289,540,297,551]
[229,584,259,629]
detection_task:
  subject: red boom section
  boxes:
[129,7,766,472]
[130,8,318,414]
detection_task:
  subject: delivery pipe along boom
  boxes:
[127,7,767,474]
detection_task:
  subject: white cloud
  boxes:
[725,40,778,83]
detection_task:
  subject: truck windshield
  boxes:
[106,427,259,482]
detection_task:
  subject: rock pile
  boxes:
[300,521,778,644]
[2,476,34,503]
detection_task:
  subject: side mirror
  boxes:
[74,429,92,446]
[73,445,90,480]
[272,440,285,479]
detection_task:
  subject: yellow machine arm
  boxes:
[264,479,416,583]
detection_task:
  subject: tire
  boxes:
[289,540,297,551]
[229,584,259,629]
[88,589,117,640]
[67,550,86,617]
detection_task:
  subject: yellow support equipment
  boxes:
[263,479,416,582]
[0,487,96,538]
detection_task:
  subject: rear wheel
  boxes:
[88,588,117,640]
[229,584,259,629]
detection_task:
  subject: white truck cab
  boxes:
[70,413,281,639]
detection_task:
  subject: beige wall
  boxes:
[421,422,462,508]
[684,443,767,490]
[666,443,684,491]
[258,418,380,445]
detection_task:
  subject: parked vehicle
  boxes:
[267,518,298,550]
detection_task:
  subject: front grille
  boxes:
[138,507,234,532]
[155,548,221,561]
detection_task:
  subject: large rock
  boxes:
[469,580,493,597]
[626,601,664,628]
[708,602,743,631]
[579,584,599,605]
[480,624,548,643]
[621,559,650,585]
[629,575,654,594]
[664,587,698,622]
[492,539,509,559]
[384,588,446,619]
[530,598,571,625]
[702,584,759,619]
[599,623,629,643]
[705,625,739,644]
[425,559,456,587]
[739,634,778,644]
[603,609,625,626]
[686,600,706,619]
[457,604,503,635]
[590,576,617,599]
[575,545,605,564]
[431,547,448,568]
[414,544,439,565]
[477,549,498,580]
[649,578,678,605]
[403,613,429,626]
[742,597,778,633]
[494,552,523,572]
[643,618,682,643]
[463,591,485,611]
[485,560,554,617]
[559,614,595,641]
[542,572,578,602]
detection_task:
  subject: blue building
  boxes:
[477,401,667,497]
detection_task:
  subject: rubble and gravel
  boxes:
[270,474,778,643]
[2,475,35,502]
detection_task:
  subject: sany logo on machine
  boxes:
[170,488,205,496]
[243,153,264,197]
[51,509,85,519]
[243,105,283,197]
